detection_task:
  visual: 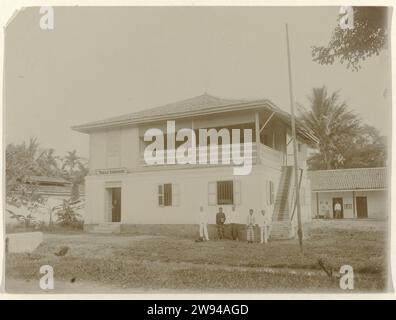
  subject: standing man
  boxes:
[216,207,226,240]
[246,209,255,244]
[258,209,271,244]
[334,201,342,219]
[198,206,209,241]
[229,205,240,240]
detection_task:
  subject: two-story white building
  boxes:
[72,94,316,239]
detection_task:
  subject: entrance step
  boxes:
[91,222,121,234]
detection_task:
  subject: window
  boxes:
[266,180,275,205]
[344,203,352,210]
[158,183,172,206]
[208,180,241,206]
[217,181,233,205]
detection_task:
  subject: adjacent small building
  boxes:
[6,176,85,226]
[308,167,387,219]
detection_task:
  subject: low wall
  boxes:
[6,232,43,253]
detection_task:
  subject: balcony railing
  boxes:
[139,143,283,167]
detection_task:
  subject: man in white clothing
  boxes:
[258,209,271,244]
[229,205,240,240]
[334,201,342,219]
[198,206,209,241]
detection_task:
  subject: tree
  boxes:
[6,137,62,198]
[312,7,388,71]
[6,137,43,198]
[61,150,88,200]
[338,125,387,168]
[37,148,60,177]
[6,138,88,229]
[298,87,360,169]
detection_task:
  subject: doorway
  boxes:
[356,196,368,219]
[106,187,121,222]
[332,197,344,219]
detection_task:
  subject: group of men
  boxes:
[197,205,272,244]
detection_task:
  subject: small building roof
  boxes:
[308,167,387,192]
[26,176,71,186]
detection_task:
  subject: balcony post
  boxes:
[255,111,261,164]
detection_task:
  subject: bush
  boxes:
[55,199,84,229]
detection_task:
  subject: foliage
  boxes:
[6,138,88,228]
[6,138,88,203]
[6,209,45,229]
[6,137,58,198]
[61,150,89,200]
[298,87,386,170]
[312,7,388,71]
[55,199,84,229]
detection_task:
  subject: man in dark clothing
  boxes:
[216,207,226,240]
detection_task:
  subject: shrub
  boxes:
[55,199,84,229]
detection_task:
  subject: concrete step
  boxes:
[270,221,296,240]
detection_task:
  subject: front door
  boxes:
[332,197,343,219]
[356,196,368,219]
[111,188,121,222]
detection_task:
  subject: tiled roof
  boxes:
[72,93,318,143]
[102,93,250,122]
[73,93,281,129]
[27,176,71,186]
[308,167,387,191]
[36,185,85,196]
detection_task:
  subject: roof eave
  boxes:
[72,100,274,132]
[72,99,318,144]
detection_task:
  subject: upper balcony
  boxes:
[138,142,284,169]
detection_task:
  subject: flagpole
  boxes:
[285,23,304,254]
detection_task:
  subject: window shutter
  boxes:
[208,181,217,206]
[234,180,241,205]
[158,184,164,207]
[172,183,180,206]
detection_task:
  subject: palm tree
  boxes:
[37,148,60,176]
[62,150,88,200]
[298,87,361,169]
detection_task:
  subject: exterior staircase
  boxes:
[92,222,121,234]
[270,166,296,240]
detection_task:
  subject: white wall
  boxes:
[89,126,139,171]
[311,190,387,219]
[355,190,387,219]
[84,166,283,225]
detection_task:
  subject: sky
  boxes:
[4,6,392,158]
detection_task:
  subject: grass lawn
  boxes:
[5,219,388,293]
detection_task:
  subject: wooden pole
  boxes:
[255,112,261,164]
[285,23,304,253]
